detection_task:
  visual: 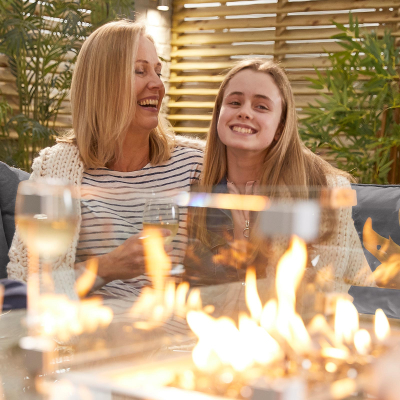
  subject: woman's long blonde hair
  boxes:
[201,59,349,196]
[58,19,174,168]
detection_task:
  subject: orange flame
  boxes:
[37,294,113,341]
[245,267,262,322]
[143,229,171,293]
[363,217,400,264]
[374,308,390,341]
[260,299,277,332]
[372,255,400,288]
[275,236,311,353]
[334,298,359,344]
[354,329,371,355]
[330,378,357,399]
[75,258,98,298]
[187,310,282,372]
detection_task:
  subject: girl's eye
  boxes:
[229,101,240,106]
[157,73,162,78]
[135,70,145,75]
[257,105,268,110]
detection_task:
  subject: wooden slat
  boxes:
[173,126,209,133]
[173,10,399,32]
[0,67,15,82]
[168,86,330,96]
[173,0,400,19]
[169,75,225,82]
[171,42,346,58]
[168,101,215,108]
[168,88,219,95]
[171,27,391,46]
[168,114,212,120]
[169,1,399,141]
[170,56,334,70]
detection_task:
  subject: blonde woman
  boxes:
[186,59,372,294]
[7,20,204,299]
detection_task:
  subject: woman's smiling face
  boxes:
[131,35,165,136]
[217,69,283,155]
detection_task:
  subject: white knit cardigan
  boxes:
[7,136,206,298]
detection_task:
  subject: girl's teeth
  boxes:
[233,126,253,134]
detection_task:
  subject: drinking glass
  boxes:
[15,179,79,261]
[143,198,179,245]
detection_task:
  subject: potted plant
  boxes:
[300,15,400,184]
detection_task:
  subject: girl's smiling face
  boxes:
[217,69,283,155]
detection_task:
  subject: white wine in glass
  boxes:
[15,179,79,261]
[143,198,179,245]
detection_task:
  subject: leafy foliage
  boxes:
[299,15,400,184]
[0,0,134,170]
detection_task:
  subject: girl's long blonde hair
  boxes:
[194,59,351,249]
[201,59,349,196]
[58,19,174,168]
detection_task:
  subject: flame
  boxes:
[143,229,171,293]
[175,281,190,318]
[363,218,400,263]
[372,255,400,288]
[131,282,202,330]
[75,258,98,298]
[321,347,349,360]
[308,314,337,344]
[187,288,202,311]
[187,310,282,372]
[239,313,282,367]
[374,308,390,341]
[275,236,311,353]
[36,294,113,341]
[260,299,277,332]
[245,267,262,321]
[354,329,371,355]
[334,298,359,344]
[330,378,357,399]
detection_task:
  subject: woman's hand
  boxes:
[96,229,172,284]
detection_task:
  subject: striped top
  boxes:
[75,146,203,306]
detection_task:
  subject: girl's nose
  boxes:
[237,103,252,119]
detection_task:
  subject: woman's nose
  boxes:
[148,72,163,90]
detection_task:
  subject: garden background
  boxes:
[0,0,399,183]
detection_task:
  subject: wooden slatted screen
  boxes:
[169,0,400,135]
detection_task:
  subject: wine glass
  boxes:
[142,197,179,245]
[15,179,79,261]
[15,179,79,310]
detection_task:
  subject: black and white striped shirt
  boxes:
[75,146,203,307]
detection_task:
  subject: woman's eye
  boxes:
[257,104,268,110]
[157,73,162,78]
[229,101,240,106]
[135,69,145,75]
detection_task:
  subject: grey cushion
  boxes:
[349,184,400,318]
[0,162,30,278]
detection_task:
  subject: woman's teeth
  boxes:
[138,99,158,107]
[232,126,254,134]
